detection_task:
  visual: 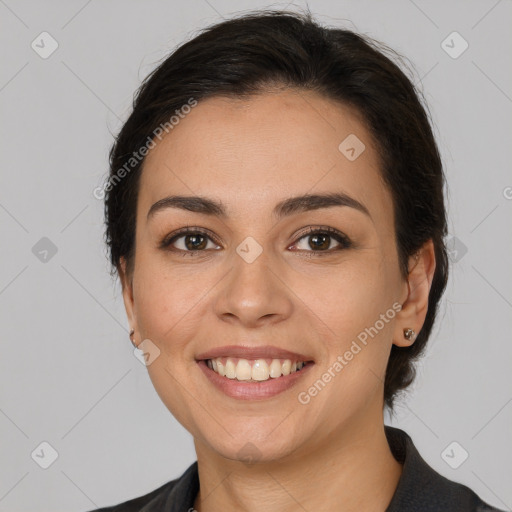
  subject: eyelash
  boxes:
[159,225,352,258]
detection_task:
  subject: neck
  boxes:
[193,416,402,512]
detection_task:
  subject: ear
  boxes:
[393,239,436,348]
[119,257,138,343]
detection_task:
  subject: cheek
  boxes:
[131,265,203,430]
[306,261,390,337]
[131,262,204,348]
[302,258,397,396]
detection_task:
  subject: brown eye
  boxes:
[160,227,221,254]
[291,227,352,255]
[181,233,208,251]
[160,226,351,257]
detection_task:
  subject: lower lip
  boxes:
[196,360,314,400]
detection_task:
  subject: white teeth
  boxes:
[206,357,307,381]
[225,359,236,379]
[251,359,270,381]
[269,359,282,378]
[235,359,252,380]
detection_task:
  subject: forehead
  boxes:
[138,90,391,223]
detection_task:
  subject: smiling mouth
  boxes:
[200,356,313,382]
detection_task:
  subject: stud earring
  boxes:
[129,328,137,348]
[403,328,416,341]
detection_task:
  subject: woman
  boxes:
[91,9,505,512]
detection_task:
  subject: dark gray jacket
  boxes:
[89,426,507,511]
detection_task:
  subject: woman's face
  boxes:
[120,90,430,463]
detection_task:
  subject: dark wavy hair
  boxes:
[102,8,449,410]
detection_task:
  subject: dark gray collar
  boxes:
[384,426,504,511]
[133,426,504,512]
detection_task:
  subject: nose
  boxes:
[213,247,294,328]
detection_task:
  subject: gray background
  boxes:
[1,0,511,510]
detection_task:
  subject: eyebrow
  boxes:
[147,192,371,221]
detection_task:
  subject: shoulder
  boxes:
[385,426,507,512]
[85,461,199,512]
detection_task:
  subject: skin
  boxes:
[119,89,436,512]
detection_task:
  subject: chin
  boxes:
[203,426,301,464]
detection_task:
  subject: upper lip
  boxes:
[196,345,314,362]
